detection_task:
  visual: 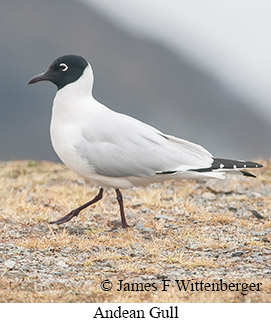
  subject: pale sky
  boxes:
[79,0,271,122]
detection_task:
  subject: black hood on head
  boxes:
[28,55,88,90]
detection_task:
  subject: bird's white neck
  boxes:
[52,63,97,123]
[56,63,94,99]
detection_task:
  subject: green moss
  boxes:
[27,160,39,167]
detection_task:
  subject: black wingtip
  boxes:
[213,158,263,170]
[240,171,256,178]
[190,158,263,173]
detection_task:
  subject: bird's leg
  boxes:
[115,189,129,229]
[49,188,104,225]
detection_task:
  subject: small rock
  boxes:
[4,260,16,270]
[52,272,63,276]
[25,194,33,202]
[263,236,271,243]
[83,280,92,288]
[43,257,52,266]
[231,251,244,257]
[156,273,168,279]
[253,231,266,237]
[16,246,25,254]
[206,179,235,194]
[56,260,68,268]
[228,206,237,212]
[142,227,154,233]
[250,209,264,220]
[250,192,262,198]
[255,256,264,263]
[162,197,173,201]
[154,214,175,221]
[186,242,199,250]
[126,211,136,219]
[135,221,153,232]
[131,202,142,209]
[205,206,218,213]
[202,192,216,200]
[67,227,88,235]
[135,221,145,230]
[103,261,114,268]
[141,209,150,214]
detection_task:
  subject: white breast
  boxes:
[50,111,135,189]
[49,66,135,189]
[50,65,97,178]
[50,106,94,179]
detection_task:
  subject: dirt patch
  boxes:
[0,160,270,302]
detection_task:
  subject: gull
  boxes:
[28,55,262,228]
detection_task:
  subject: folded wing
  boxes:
[78,111,214,178]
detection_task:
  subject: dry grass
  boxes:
[0,160,270,302]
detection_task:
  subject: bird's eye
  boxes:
[59,63,68,71]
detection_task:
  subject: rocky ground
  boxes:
[0,160,270,302]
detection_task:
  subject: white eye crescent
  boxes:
[59,63,68,71]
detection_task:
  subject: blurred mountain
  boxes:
[0,0,270,161]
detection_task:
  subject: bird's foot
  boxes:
[121,221,130,229]
[49,209,80,225]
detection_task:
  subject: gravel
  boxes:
[0,160,270,302]
[231,251,244,257]
[4,260,16,270]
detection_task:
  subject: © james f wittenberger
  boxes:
[100,279,262,295]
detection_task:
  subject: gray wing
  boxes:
[77,111,213,177]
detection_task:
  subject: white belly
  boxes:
[50,118,92,176]
[50,116,136,189]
